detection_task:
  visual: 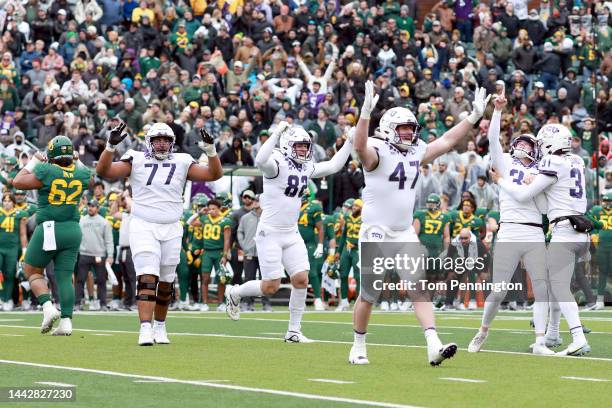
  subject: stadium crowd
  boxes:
[0,0,611,312]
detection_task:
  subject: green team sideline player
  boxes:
[298,193,325,310]
[336,198,363,311]
[187,198,231,311]
[13,136,92,335]
[589,192,612,310]
[413,193,451,279]
[0,193,28,311]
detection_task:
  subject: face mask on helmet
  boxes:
[289,140,312,163]
[511,135,537,162]
[426,200,440,211]
[148,136,174,160]
[281,127,313,164]
[377,108,420,150]
[604,198,612,210]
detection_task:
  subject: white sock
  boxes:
[42,301,54,311]
[532,301,549,334]
[558,301,582,330]
[237,280,263,299]
[354,330,366,346]
[481,301,500,328]
[424,327,441,346]
[140,321,152,329]
[154,320,165,327]
[546,302,561,338]
[535,335,545,346]
[288,287,307,333]
[570,326,586,344]
[597,295,604,303]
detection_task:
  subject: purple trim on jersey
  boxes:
[539,170,557,177]
[264,159,280,179]
[512,158,537,168]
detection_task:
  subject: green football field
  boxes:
[0,309,610,408]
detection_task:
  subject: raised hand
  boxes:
[467,86,492,125]
[108,121,127,146]
[493,92,507,112]
[199,127,217,157]
[271,121,291,139]
[360,80,379,120]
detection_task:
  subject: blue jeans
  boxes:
[456,19,473,43]
[540,72,558,91]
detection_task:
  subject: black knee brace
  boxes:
[156,282,174,306]
[136,275,159,302]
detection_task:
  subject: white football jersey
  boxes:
[538,153,587,221]
[498,154,542,224]
[121,150,194,224]
[362,137,427,230]
[259,150,315,231]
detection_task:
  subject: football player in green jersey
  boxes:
[298,194,325,310]
[336,198,363,311]
[413,194,450,283]
[449,197,485,238]
[0,193,28,310]
[588,193,612,310]
[13,189,37,216]
[13,136,93,335]
[189,199,232,311]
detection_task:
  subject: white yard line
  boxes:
[35,382,75,387]
[308,379,355,384]
[1,324,611,363]
[439,377,487,383]
[560,376,610,382]
[0,359,421,408]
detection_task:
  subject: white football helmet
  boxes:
[279,125,312,163]
[537,124,571,157]
[510,133,539,162]
[375,107,421,149]
[146,122,175,160]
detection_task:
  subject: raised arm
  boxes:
[422,86,491,165]
[255,121,290,178]
[311,132,353,178]
[488,92,507,174]
[13,153,45,190]
[323,57,336,82]
[354,80,380,171]
[96,121,132,180]
[296,56,312,83]
[187,128,223,182]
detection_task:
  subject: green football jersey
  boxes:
[449,210,483,237]
[475,208,488,219]
[0,208,27,246]
[415,210,450,249]
[33,162,92,224]
[15,202,37,217]
[199,214,231,250]
[298,201,323,243]
[342,213,362,250]
[322,213,338,242]
[590,206,612,246]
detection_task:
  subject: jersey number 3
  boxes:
[389,161,419,190]
[569,168,583,199]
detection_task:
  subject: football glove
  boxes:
[107,121,127,148]
[199,128,217,157]
[313,243,324,259]
[467,86,491,125]
[360,80,379,120]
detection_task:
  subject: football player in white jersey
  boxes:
[224,121,354,343]
[468,93,553,355]
[96,122,222,346]
[350,81,491,366]
[492,123,591,356]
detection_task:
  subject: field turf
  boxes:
[0,309,610,408]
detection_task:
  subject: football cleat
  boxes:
[217,303,226,312]
[153,322,170,344]
[336,299,350,312]
[557,340,590,356]
[582,303,598,311]
[592,302,605,310]
[225,285,241,321]
[380,301,390,311]
[2,300,14,311]
[52,318,72,336]
[428,342,458,366]
[456,303,466,311]
[532,343,555,355]
[138,324,154,346]
[582,325,592,334]
[390,302,399,311]
[262,303,273,312]
[544,335,563,348]
[313,298,325,311]
[199,303,210,312]
[468,300,477,310]
[349,344,370,365]
[468,331,488,353]
[284,330,314,343]
[40,302,61,334]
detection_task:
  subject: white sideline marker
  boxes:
[561,376,610,382]
[0,334,24,337]
[91,333,113,336]
[0,360,421,408]
[308,379,355,384]
[36,382,75,387]
[439,377,487,383]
